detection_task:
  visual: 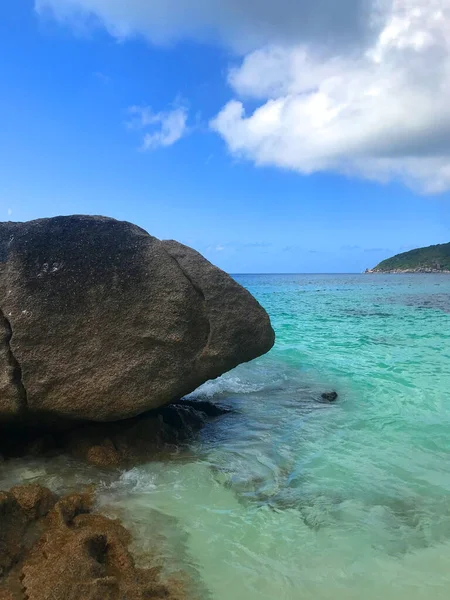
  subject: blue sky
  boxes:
[1,0,450,273]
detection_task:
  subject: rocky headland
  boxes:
[366,242,450,273]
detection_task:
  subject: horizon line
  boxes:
[230,272,364,275]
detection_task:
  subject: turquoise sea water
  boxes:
[3,273,450,599]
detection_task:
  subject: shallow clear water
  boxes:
[3,274,450,599]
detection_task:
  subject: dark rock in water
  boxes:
[178,399,232,418]
[0,400,233,467]
[0,485,186,600]
[65,404,206,468]
[321,391,338,402]
[0,216,274,426]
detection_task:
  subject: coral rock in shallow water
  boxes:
[0,215,274,425]
[0,485,185,600]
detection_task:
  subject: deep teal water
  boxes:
[3,274,450,599]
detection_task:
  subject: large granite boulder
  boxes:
[0,216,274,425]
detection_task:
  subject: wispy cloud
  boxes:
[206,244,226,253]
[341,245,361,251]
[283,245,326,254]
[128,103,188,150]
[94,71,111,84]
[363,247,391,253]
[243,242,272,248]
[206,241,272,253]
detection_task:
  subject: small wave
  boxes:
[102,468,158,494]
[186,374,269,399]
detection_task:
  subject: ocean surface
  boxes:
[3,273,450,599]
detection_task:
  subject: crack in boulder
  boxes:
[0,307,28,413]
[161,243,212,353]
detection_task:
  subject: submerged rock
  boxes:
[0,216,274,425]
[321,391,338,402]
[0,485,186,600]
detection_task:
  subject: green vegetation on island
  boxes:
[367,242,450,273]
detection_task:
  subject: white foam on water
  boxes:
[186,374,266,399]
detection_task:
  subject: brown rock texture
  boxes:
[0,215,274,425]
[0,485,185,600]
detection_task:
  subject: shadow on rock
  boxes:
[0,400,233,468]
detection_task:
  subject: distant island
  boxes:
[366,242,450,273]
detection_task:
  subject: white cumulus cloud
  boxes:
[128,105,188,150]
[212,0,450,193]
[35,0,450,193]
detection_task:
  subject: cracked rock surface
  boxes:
[0,216,274,425]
